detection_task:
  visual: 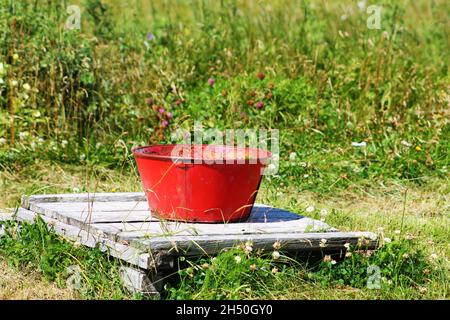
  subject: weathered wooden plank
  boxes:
[0,212,12,222]
[22,192,146,207]
[106,217,333,241]
[14,208,153,269]
[119,266,160,299]
[27,202,158,232]
[0,212,12,237]
[30,201,150,212]
[29,202,156,220]
[61,218,333,244]
[28,201,302,220]
[133,231,378,255]
[26,201,323,225]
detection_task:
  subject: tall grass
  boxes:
[0,1,448,170]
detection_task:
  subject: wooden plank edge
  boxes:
[22,192,146,206]
[114,223,337,241]
[132,231,379,255]
[0,211,13,237]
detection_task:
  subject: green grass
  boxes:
[0,218,141,299]
[0,0,449,300]
[0,162,448,299]
[167,237,447,300]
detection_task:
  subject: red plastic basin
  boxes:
[132,144,271,223]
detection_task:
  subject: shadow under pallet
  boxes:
[10,192,377,298]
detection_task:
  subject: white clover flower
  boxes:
[10,79,18,87]
[351,141,367,147]
[405,233,415,240]
[377,226,384,232]
[303,174,309,178]
[344,242,350,249]
[23,83,31,91]
[383,237,392,243]
[345,252,352,258]
[394,230,401,235]
[19,131,28,139]
[357,0,366,10]
[330,260,337,265]
[418,286,428,294]
[72,187,80,193]
[306,206,315,213]
[267,163,276,171]
[201,263,210,270]
[401,140,412,147]
[0,138,6,145]
[289,152,297,161]
[273,241,282,250]
[234,256,242,264]
[429,253,438,261]
[320,208,329,217]
[244,245,253,254]
[319,238,327,248]
[272,251,280,260]
[61,140,68,148]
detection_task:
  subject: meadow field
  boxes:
[0,0,448,299]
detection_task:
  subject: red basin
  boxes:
[132,144,271,223]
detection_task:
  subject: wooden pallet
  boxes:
[6,192,378,297]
